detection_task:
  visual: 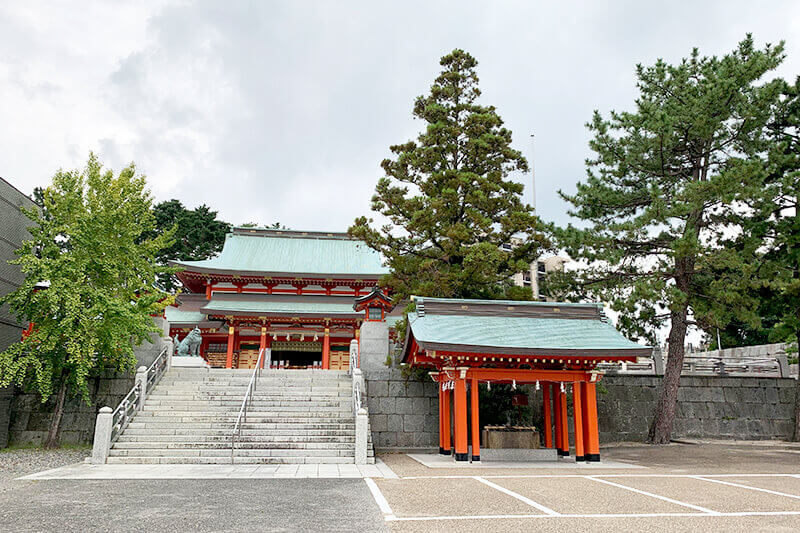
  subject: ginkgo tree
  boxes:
[0,154,174,448]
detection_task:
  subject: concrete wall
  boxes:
[365,368,439,451]
[597,375,797,443]
[0,177,36,447]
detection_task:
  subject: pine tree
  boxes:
[551,36,786,444]
[350,49,546,301]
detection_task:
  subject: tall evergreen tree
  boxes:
[149,200,231,291]
[551,37,786,444]
[0,155,173,447]
[350,49,546,302]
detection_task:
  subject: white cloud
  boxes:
[1,0,798,234]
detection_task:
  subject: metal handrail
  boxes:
[111,345,169,443]
[230,347,266,463]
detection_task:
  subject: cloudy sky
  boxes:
[2,1,799,231]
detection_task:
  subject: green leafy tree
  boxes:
[350,49,546,303]
[550,36,786,444]
[0,154,173,447]
[149,200,231,291]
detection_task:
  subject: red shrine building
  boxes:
[165,227,650,463]
[166,227,399,370]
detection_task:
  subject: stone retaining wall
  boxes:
[364,368,439,450]
[364,371,798,450]
[597,375,797,442]
[9,372,135,445]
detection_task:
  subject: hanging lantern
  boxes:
[512,379,517,390]
[560,382,566,393]
[535,380,540,391]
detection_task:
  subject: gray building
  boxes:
[0,177,35,447]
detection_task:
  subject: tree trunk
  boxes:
[44,373,68,449]
[794,330,800,442]
[648,307,689,444]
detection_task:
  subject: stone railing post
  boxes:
[90,406,113,464]
[135,366,148,410]
[165,337,174,371]
[355,408,368,465]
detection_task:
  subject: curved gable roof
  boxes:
[171,228,389,278]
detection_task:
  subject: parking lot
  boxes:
[370,443,800,532]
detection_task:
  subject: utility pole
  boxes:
[530,133,536,212]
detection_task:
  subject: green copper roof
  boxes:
[407,312,645,353]
[201,299,360,316]
[164,307,206,324]
[171,229,389,277]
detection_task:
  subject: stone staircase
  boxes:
[107,368,374,464]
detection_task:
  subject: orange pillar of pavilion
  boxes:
[470,377,480,462]
[558,386,570,457]
[225,324,235,369]
[437,378,445,454]
[453,375,468,461]
[572,382,585,462]
[583,381,601,462]
[542,382,553,448]
[441,383,451,455]
[322,328,331,369]
[553,386,562,452]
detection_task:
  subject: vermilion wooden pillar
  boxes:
[438,382,445,454]
[572,382,585,461]
[355,329,361,368]
[322,328,331,369]
[205,282,213,299]
[259,327,268,369]
[559,387,570,457]
[442,385,451,455]
[225,324,235,369]
[470,378,480,462]
[554,386,562,453]
[542,383,553,448]
[583,381,601,462]
[453,377,468,461]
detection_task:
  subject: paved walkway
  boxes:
[369,442,800,532]
[20,460,398,480]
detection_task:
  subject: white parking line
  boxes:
[585,476,721,515]
[691,476,800,500]
[399,472,800,480]
[385,510,800,522]
[473,476,560,516]
[364,478,395,519]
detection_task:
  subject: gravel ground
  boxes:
[0,448,88,492]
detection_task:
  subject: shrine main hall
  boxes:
[166,227,649,462]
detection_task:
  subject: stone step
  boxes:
[135,413,352,421]
[143,400,352,408]
[125,422,355,430]
[114,431,355,445]
[108,448,356,457]
[106,456,373,465]
[112,441,356,450]
[148,390,352,398]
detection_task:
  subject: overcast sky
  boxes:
[2,1,799,231]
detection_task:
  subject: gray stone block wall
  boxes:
[597,375,797,443]
[364,370,797,449]
[364,368,439,451]
[8,372,135,446]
